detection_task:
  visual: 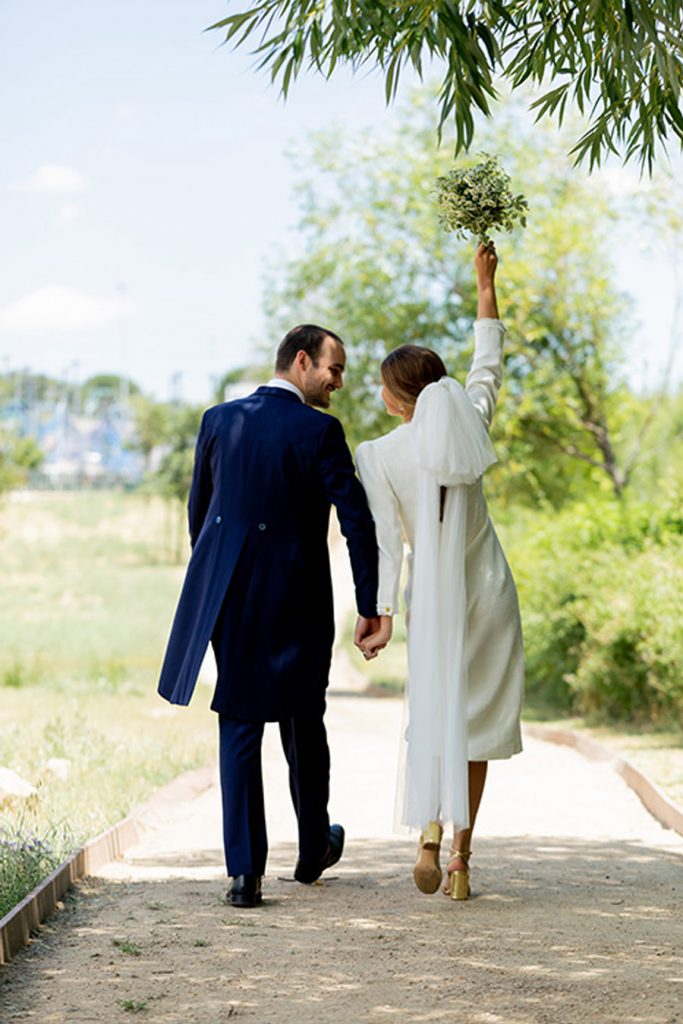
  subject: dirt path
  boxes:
[1,691,682,1024]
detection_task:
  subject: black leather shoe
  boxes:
[294,824,345,884]
[228,874,263,908]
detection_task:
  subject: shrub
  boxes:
[567,544,683,721]
[500,493,683,723]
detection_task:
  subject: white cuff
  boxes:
[474,317,506,333]
[377,603,394,616]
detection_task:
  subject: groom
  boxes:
[157,324,381,907]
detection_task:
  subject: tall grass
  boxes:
[0,491,217,918]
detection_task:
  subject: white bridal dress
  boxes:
[355,319,524,833]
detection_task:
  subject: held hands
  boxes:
[354,615,393,661]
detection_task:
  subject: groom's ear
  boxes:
[294,349,311,372]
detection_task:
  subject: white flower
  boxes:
[435,153,528,244]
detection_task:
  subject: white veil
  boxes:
[398,376,497,832]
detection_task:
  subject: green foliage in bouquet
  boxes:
[435,154,528,245]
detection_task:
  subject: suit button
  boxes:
[258,522,266,531]
[215,515,222,524]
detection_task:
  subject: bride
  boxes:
[355,243,524,900]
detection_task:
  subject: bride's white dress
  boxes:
[355,319,524,829]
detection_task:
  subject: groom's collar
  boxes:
[264,377,305,403]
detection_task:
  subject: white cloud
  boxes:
[57,202,83,224]
[0,285,132,333]
[11,163,86,194]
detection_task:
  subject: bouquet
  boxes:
[434,154,528,246]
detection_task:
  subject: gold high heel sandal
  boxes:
[444,848,471,901]
[412,821,443,894]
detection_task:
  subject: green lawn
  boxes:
[0,491,187,690]
[0,491,217,916]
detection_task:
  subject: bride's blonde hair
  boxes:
[381,345,447,411]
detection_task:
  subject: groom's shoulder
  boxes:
[203,393,344,438]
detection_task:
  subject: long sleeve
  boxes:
[187,409,214,548]
[316,416,379,619]
[465,318,506,430]
[355,440,404,615]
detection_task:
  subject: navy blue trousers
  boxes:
[218,711,331,877]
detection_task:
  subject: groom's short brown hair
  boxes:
[275,324,344,371]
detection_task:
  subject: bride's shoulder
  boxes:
[358,423,409,454]
[356,425,410,479]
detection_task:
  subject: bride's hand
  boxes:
[354,614,380,650]
[360,616,393,660]
[474,241,497,282]
[474,242,499,319]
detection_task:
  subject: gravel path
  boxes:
[1,692,682,1024]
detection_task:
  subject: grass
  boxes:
[118,999,149,1013]
[0,490,217,918]
[0,821,68,917]
[0,491,185,691]
[113,938,142,956]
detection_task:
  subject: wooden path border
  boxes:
[523,723,683,839]
[0,763,215,965]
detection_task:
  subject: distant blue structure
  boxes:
[1,384,144,488]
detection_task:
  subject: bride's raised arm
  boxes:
[466,243,506,431]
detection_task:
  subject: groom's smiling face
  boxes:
[301,336,346,408]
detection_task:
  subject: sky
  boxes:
[1,0,681,403]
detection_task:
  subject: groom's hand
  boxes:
[359,616,393,661]
[354,615,381,650]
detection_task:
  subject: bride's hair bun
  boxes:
[380,345,447,409]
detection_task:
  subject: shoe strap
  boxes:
[446,848,471,867]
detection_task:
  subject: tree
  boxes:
[210,0,683,172]
[129,394,173,474]
[154,405,203,506]
[213,364,270,404]
[0,431,43,494]
[128,393,204,560]
[81,374,141,409]
[0,371,69,406]
[263,92,655,505]
[152,405,204,561]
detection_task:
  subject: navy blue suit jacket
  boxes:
[157,386,379,720]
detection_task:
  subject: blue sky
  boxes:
[1,0,680,402]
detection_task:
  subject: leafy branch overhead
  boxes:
[209,0,683,172]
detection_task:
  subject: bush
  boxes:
[499,492,683,723]
[567,544,683,720]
